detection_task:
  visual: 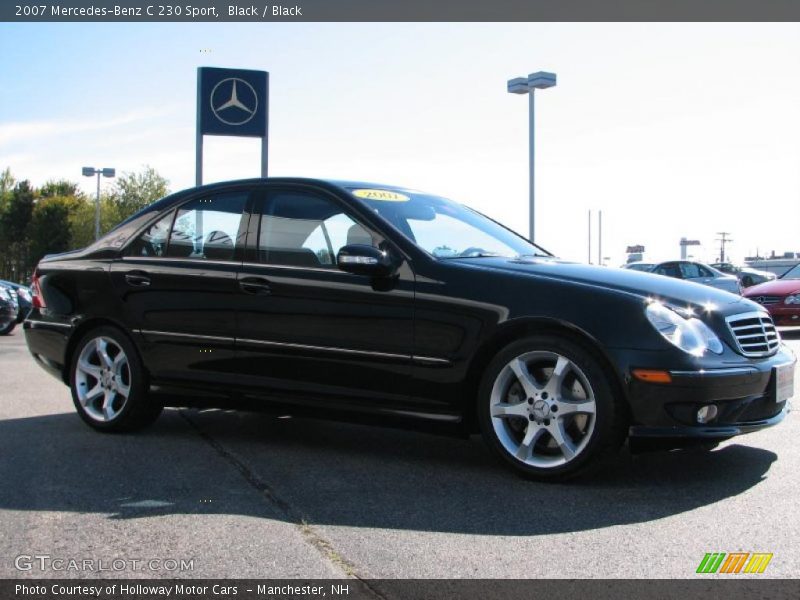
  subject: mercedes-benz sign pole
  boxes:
[507,71,556,244]
[196,67,269,185]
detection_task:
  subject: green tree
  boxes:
[39,179,82,199]
[29,196,73,264]
[0,168,14,196]
[68,194,123,249]
[0,180,35,281]
[112,166,169,220]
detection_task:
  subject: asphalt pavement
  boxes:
[1,329,798,579]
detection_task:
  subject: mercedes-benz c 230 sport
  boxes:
[24,178,796,479]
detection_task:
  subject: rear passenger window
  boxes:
[126,212,174,257]
[258,192,369,268]
[166,193,248,261]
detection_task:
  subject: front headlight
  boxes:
[645,302,724,356]
[785,293,800,305]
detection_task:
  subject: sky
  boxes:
[1,22,799,265]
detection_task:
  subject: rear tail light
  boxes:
[31,270,45,309]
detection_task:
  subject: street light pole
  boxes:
[82,167,116,240]
[507,71,557,244]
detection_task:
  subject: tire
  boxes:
[0,321,15,335]
[69,325,162,432]
[477,334,627,481]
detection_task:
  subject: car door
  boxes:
[110,188,251,386]
[234,185,415,408]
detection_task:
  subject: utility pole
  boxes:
[587,209,592,264]
[716,232,733,263]
[598,210,603,266]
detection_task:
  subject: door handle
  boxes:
[239,277,271,295]
[124,272,151,287]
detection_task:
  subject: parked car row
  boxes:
[622,260,742,295]
[0,280,32,335]
[710,263,776,288]
[22,177,795,480]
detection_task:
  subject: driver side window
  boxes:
[257,192,374,268]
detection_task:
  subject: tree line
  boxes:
[0,166,169,284]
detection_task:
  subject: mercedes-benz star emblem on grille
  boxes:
[757,297,765,303]
[210,78,258,126]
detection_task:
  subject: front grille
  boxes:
[751,295,781,306]
[725,311,780,357]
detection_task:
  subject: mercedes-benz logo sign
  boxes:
[210,78,258,126]
[757,296,765,304]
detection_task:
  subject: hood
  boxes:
[744,278,800,297]
[457,256,756,315]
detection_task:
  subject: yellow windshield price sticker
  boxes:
[352,189,410,202]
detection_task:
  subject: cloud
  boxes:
[0,107,180,147]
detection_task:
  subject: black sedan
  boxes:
[23,178,796,480]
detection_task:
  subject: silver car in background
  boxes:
[623,260,742,295]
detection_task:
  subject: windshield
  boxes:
[780,263,800,279]
[348,188,550,259]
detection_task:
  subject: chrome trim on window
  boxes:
[120,256,241,267]
[239,261,343,274]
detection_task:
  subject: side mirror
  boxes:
[337,244,397,277]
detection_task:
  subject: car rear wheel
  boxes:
[478,334,626,481]
[0,321,15,335]
[70,326,162,432]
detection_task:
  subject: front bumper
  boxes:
[764,304,800,326]
[624,345,795,441]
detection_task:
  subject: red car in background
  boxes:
[744,263,800,326]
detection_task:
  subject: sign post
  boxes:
[196,67,269,185]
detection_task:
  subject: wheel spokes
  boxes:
[101,390,117,420]
[490,349,597,469]
[549,419,578,461]
[75,336,130,423]
[491,401,529,418]
[508,357,542,398]
[554,398,596,417]
[77,356,102,380]
[543,355,571,396]
[81,383,104,407]
[515,425,546,460]
[95,338,114,368]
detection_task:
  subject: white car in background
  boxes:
[623,260,742,295]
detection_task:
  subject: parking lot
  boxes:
[1,329,798,579]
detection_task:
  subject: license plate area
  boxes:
[775,362,795,403]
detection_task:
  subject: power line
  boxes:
[716,232,733,263]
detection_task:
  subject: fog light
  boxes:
[697,405,718,424]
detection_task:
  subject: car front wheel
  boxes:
[70,326,162,432]
[478,334,626,480]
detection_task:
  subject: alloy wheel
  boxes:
[74,336,131,422]
[489,350,597,468]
